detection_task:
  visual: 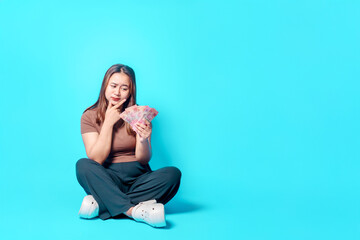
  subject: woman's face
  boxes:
[105,72,131,106]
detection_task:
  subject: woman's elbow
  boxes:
[87,151,106,165]
[136,155,151,164]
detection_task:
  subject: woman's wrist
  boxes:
[102,119,114,129]
[138,136,149,144]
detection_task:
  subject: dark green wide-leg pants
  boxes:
[76,158,181,220]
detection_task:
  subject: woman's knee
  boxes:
[162,166,182,185]
[76,158,98,176]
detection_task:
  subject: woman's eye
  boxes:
[111,85,116,88]
[122,88,128,91]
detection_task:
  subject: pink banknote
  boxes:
[120,105,158,134]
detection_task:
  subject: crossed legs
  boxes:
[76,158,181,220]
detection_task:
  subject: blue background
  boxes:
[0,0,359,239]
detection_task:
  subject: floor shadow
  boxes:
[165,198,204,215]
[112,214,130,220]
[78,217,100,221]
[163,220,174,229]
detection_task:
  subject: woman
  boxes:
[76,64,181,228]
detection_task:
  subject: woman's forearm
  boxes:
[135,138,152,164]
[88,122,113,164]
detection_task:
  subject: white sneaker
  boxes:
[131,199,166,227]
[78,195,99,219]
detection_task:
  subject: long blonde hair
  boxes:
[84,64,137,136]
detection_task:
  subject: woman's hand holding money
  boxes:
[135,119,152,143]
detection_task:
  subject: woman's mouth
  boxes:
[111,97,120,101]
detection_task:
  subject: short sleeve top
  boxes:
[80,108,137,163]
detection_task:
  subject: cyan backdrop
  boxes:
[0,0,359,239]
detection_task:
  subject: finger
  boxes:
[134,123,142,131]
[144,120,152,129]
[137,127,144,135]
[135,122,146,130]
[112,98,127,109]
[143,126,151,134]
[133,126,140,135]
[144,124,151,131]
[138,125,150,136]
[107,100,113,109]
[139,120,149,127]
[135,125,144,136]
[144,119,150,126]
[135,123,146,132]
[139,129,149,139]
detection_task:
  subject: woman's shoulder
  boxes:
[81,107,98,121]
[81,107,100,133]
[82,107,97,114]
